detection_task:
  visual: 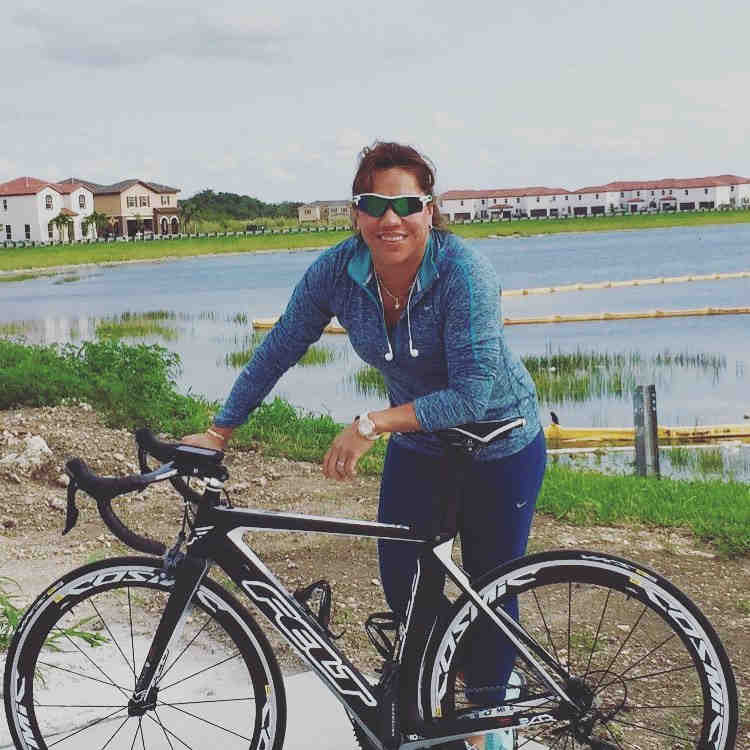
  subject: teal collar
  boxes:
[347,230,440,292]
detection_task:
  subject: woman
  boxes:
[184,142,546,750]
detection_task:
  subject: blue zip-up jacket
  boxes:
[215,230,541,460]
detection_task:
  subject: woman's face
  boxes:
[355,167,433,272]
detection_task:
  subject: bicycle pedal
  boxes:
[365,611,399,661]
[293,579,344,639]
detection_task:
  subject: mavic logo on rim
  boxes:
[14,676,40,749]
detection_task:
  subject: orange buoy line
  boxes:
[503,270,750,296]
[252,306,750,333]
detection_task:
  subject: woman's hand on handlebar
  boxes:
[182,425,233,451]
[323,421,374,481]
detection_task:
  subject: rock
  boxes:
[0,435,54,476]
[48,496,66,511]
[2,518,17,528]
[56,473,70,487]
[252,476,268,487]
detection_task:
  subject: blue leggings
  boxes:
[377,429,547,700]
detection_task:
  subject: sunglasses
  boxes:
[353,193,432,218]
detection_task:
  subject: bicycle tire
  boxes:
[421,549,737,749]
[4,556,287,750]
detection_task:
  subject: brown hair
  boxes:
[352,141,444,229]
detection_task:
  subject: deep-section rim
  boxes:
[421,548,738,749]
[4,556,287,750]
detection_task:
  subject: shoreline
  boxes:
[2,211,750,276]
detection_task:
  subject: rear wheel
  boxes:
[4,557,286,750]
[422,550,737,749]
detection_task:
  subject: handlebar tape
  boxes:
[65,458,166,556]
[135,427,179,464]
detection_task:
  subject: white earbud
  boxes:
[409,347,419,357]
[385,351,394,361]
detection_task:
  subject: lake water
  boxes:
[2,223,748,434]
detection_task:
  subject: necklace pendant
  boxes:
[394,300,400,309]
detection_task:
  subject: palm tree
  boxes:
[50,212,73,243]
[82,211,110,239]
[178,202,201,234]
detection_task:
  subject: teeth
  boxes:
[380,234,406,240]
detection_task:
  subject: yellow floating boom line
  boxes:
[252,305,750,332]
[503,270,750,296]
[545,423,750,446]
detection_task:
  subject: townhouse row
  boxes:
[0,176,181,243]
[439,175,750,221]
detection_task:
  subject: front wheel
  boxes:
[422,549,737,749]
[4,556,286,750]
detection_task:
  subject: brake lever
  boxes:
[63,475,79,535]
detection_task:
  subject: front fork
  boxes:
[127,553,210,716]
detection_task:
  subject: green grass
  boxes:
[0,322,26,336]
[1,339,747,557]
[537,464,750,557]
[95,311,178,341]
[666,446,692,468]
[1,208,749,272]
[297,344,337,366]
[696,448,724,474]
[350,365,389,397]
[0,271,56,282]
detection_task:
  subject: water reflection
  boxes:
[550,442,750,483]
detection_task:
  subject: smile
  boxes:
[378,233,407,241]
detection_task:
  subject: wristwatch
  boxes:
[356,412,379,440]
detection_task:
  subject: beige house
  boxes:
[297,200,352,223]
[59,178,181,236]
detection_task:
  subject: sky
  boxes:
[3,0,750,203]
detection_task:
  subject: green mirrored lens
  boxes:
[359,196,389,217]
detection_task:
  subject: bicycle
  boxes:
[3,419,738,750]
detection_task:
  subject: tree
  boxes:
[50,212,73,243]
[82,211,109,239]
[178,202,201,234]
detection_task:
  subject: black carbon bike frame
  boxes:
[129,488,577,750]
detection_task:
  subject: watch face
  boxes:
[358,413,375,437]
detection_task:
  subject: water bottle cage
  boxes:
[293,579,343,639]
[365,611,400,662]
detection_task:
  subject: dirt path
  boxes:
[1,405,748,744]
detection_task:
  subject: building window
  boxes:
[460,200,464,206]
[636,191,640,197]
[661,190,665,195]
[139,195,149,207]
[620,192,624,198]
[565,195,569,201]
[651,191,655,196]
[79,194,86,208]
[24,224,31,240]
[668,189,672,195]
[578,195,582,200]
[704,188,709,194]
[126,196,137,208]
[516,197,520,203]
[2,199,6,210]
[5,225,10,240]
[48,222,53,239]
[551,195,556,201]
[536,197,540,203]
[595,193,599,200]
[45,195,53,210]
[730,185,735,192]
[684,189,688,196]
[481,199,485,205]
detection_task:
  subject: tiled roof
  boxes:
[59,177,180,195]
[0,177,63,197]
[441,187,569,200]
[60,207,79,216]
[441,174,750,201]
[0,176,89,197]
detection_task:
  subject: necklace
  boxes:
[375,272,414,310]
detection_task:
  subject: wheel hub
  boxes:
[128,686,159,717]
